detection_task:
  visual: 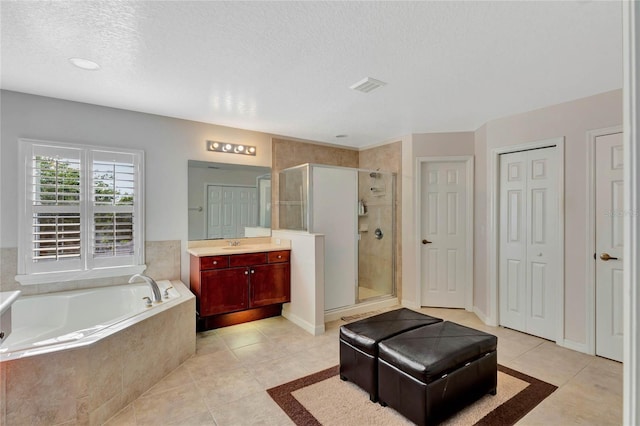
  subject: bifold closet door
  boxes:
[499,147,558,341]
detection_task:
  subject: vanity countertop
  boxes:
[187,240,291,257]
[0,291,21,315]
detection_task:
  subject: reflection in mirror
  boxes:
[188,160,271,240]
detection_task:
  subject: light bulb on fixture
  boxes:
[206,140,256,156]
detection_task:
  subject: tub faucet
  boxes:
[128,273,162,303]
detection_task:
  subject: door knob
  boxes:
[422,239,432,245]
[600,253,619,261]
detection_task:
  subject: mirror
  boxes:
[188,160,271,240]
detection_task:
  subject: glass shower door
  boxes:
[357,170,395,301]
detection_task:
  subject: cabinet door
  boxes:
[250,263,290,307]
[200,267,248,316]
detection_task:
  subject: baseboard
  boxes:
[473,306,490,325]
[400,299,420,310]
[558,338,591,355]
[282,309,325,336]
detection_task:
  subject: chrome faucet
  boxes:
[128,273,162,303]
[228,240,240,247]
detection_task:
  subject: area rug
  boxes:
[267,365,556,426]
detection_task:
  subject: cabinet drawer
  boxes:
[200,256,229,270]
[268,250,290,263]
[229,252,268,267]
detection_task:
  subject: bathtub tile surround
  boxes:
[0,281,195,425]
[143,240,181,282]
[0,240,181,296]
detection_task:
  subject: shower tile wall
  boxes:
[272,138,359,229]
[0,240,181,296]
[359,142,402,301]
[272,138,402,302]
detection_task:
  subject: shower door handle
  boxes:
[422,239,432,245]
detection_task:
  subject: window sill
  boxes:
[15,265,147,285]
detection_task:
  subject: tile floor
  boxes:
[105,307,622,425]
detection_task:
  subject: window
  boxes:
[17,139,145,284]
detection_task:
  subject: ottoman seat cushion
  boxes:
[377,321,498,425]
[378,321,498,384]
[339,308,443,356]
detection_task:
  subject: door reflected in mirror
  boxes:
[188,160,271,240]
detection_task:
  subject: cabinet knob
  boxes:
[213,261,217,265]
[244,270,249,275]
[277,255,282,259]
[251,269,255,274]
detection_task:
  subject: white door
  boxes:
[499,147,558,340]
[312,167,358,311]
[420,161,468,308]
[207,185,257,239]
[207,185,223,239]
[235,187,258,238]
[595,132,624,362]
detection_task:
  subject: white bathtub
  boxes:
[0,279,195,425]
[0,280,182,361]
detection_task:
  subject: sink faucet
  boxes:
[228,240,240,247]
[128,273,162,303]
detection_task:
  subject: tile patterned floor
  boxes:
[105,308,622,426]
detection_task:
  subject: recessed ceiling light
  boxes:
[69,57,100,71]
[336,134,348,138]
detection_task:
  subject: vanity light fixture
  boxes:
[207,140,256,156]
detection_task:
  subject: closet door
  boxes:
[499,152,527,332]
[499,147,558,340]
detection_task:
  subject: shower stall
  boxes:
[278,164,396,311]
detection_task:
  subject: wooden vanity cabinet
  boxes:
[250,251,290,307]
[190,250,290,330]
[199,268,248,316]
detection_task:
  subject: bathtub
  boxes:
[0,280,182,360]
[0,279,195,425]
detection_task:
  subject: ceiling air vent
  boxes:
[349,77,387,93]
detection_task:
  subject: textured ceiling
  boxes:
[0,1,622,148]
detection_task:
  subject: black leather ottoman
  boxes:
[339,308,442,402]
[378,321,497,425]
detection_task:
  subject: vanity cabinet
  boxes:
[190,250,290,329]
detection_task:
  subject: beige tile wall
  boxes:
[271,138,403,302]
[271,138,359,229]
[0,240,181,296]
[359,142,402,302]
